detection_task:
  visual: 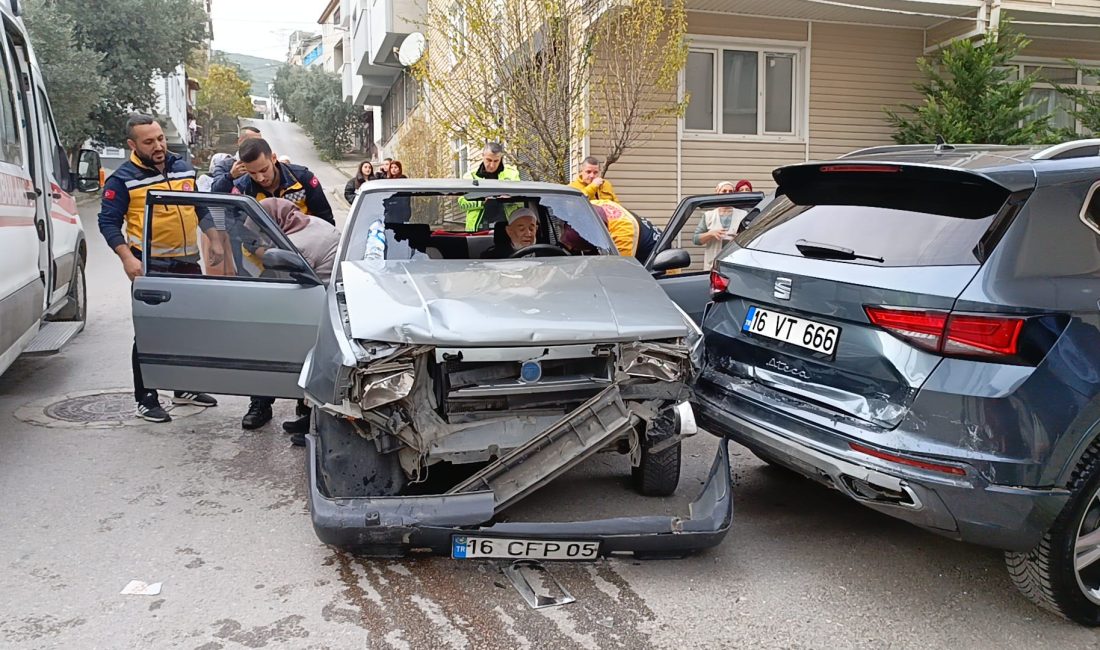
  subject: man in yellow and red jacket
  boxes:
[569,155,619,202]
[98,114,221,423]
[232,137,334,225]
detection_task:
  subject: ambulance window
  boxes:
[37,89,64,180]
[0,45,21,166]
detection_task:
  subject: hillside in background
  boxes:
[217,51,280,97]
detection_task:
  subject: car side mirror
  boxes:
[74,148,102,193]
[652,248,691,273]
[262,249,321,286]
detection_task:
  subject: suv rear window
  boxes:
[738,167,1012,267]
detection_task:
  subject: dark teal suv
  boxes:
[694,140,1100,625]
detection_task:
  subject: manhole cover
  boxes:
[16,389,205,429]
[45,391,141,423]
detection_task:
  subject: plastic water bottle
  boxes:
[365,220,386,261]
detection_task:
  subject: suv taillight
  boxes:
[710,270,730,299]
[864,307,1026,360]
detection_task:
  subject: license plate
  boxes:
[742,306,841,356]
[452,535,600,561]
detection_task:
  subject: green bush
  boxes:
[272,65,358,158]
[885,19,1050,145]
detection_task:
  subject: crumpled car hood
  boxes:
[341,256,688,345]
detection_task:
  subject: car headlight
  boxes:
[620,341,691,382]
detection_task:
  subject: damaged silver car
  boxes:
[131,182,733,559]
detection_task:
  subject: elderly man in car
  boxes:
[483,207,539,258]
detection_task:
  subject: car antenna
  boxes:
[472,178,479,186]
[934,135,954,153]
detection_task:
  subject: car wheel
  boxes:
[53,259,86,328]
[1006,443,1100,625]
[314,409,406,498]
[631,409,681,497]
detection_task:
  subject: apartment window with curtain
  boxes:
[1011,62,1099,134]
[684,42,802,138]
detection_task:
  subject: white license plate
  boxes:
[742,306,841,356]
[451,535,600,561]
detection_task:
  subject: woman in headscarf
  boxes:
[693,180,751,268]
[260,197,340,284]
[250,198,342,445]
[344,160,374,204]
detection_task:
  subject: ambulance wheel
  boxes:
[54,257,86,329]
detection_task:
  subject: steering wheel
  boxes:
[509,244,569,258]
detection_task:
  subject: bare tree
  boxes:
[588,0,688,174]
[398,113,453,179]
[413,0,592,182]
[413,0,690,181]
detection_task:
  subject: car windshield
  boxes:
[343,189,616,262]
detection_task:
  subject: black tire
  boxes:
[53,258,86,327]
[314,410,406,498]
[631,410,681,497]
[1005,442,1100,625]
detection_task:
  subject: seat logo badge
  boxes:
[519,360,543,383]
[774,277,792,300]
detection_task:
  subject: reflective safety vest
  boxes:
[232,161,334,225]
[591,199,661,264]
[97,151,200,258]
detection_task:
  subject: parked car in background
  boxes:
[128,181,733,560]
[693,140,1100,625]
[0,0,101,378]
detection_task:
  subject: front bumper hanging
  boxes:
[306,435,734,557]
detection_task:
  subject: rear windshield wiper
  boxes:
[795,239,884,263]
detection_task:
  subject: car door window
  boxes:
[143,193,315,282]
[656,196,762,274]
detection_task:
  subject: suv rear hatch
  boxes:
[703,162,1029,428]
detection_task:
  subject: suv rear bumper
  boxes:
[693,380,1069,552]
[306,434,734,557]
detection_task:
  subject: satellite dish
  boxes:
[398,32,427,67]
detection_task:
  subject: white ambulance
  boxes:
[0,0,101,377]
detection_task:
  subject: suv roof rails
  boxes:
[837,144,939,159]
[1030,139,1100,161]
[837,143,1011,159]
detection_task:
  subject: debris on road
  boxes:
[120,580,162,596]
[501,560,575,609]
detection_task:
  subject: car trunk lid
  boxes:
[702,162,1026,428]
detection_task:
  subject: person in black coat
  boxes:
[344,160,375,204]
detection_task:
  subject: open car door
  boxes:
[646,192,765,323]
[132,191,326,398]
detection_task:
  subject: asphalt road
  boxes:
[1,121,1098,649]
